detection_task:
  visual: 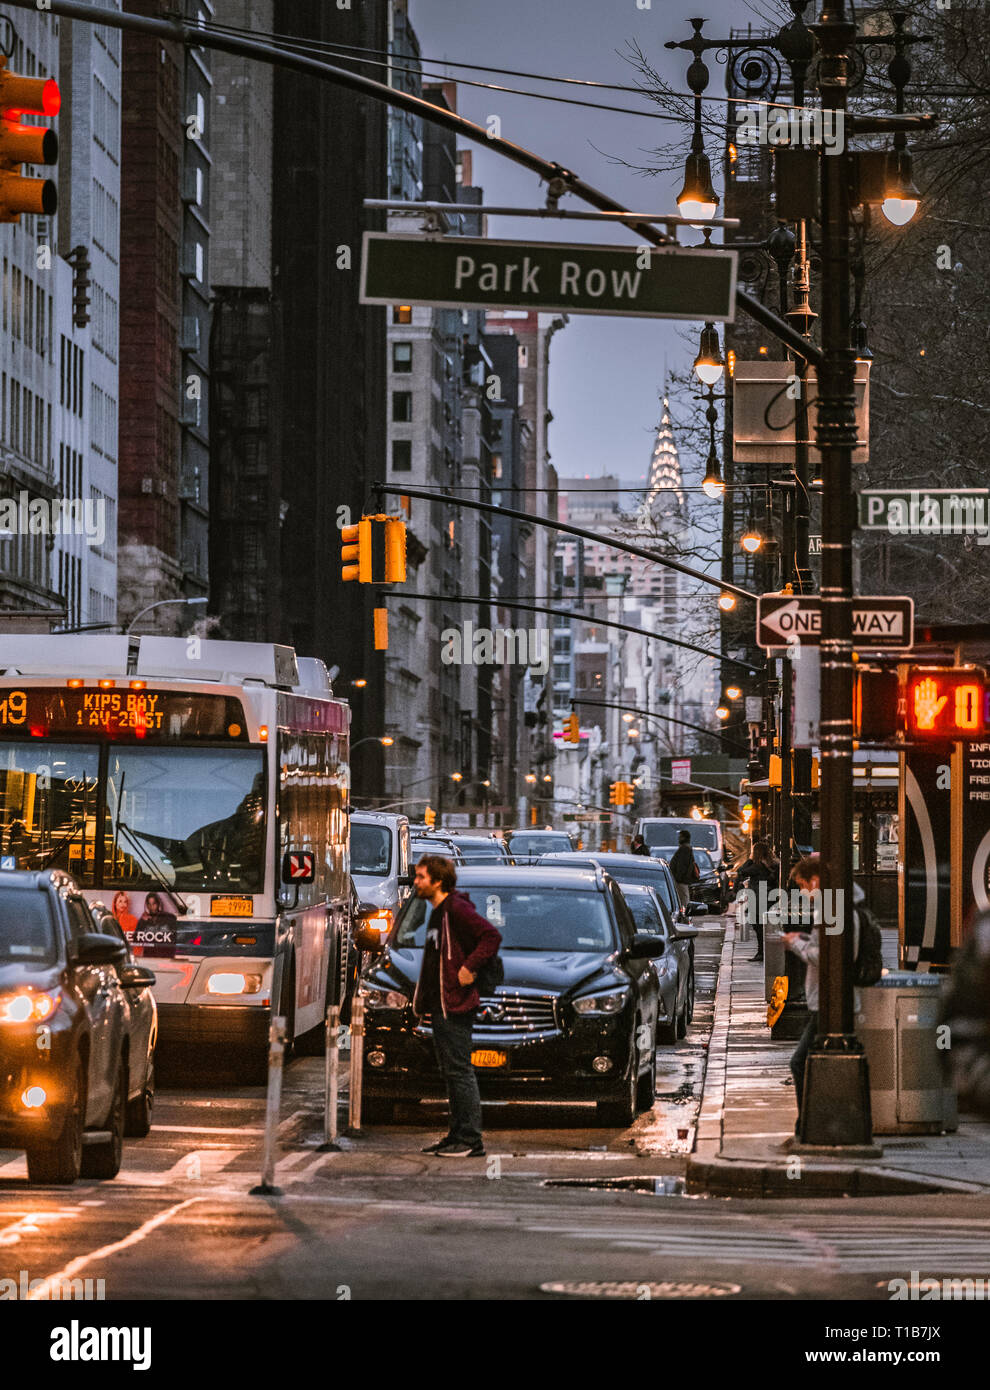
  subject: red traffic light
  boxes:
[904,667,987,740]
[0,59,59,224]
[0,72,60,118]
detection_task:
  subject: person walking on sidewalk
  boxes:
[780,855,860,1138]
[669,829,699,911]
[734,839,777,962]
[411,855,502,1158]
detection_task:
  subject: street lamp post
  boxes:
[126,596,207,634]
[800,0,872,1150]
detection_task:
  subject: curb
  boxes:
[687,916,990,1198]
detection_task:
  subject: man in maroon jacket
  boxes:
[412,855,502,1157]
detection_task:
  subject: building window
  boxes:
[392,305,412,324]
[392,342,412,373]
[392,440,412,472]
[392,391,412,422]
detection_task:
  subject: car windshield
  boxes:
[643,822,719,853]
[105,747,266,892]
[0,888,57,965]
[411,841,457,859]
[509,834,572,855]
[693,849,715,872]
[351,824,392,876]
[620,887,666,937]
[395,887,616,952]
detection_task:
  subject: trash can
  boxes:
[857,972,958,1135]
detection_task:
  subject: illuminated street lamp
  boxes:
[693,322,724,386]
[450,772,463,783]
[725,685,742,701]
[718,592,736,612]
[702,446,724,499]
[525,773,537,784]
[715,705,730,721]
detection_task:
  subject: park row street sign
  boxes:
[858,488,990,535]
[756,594,915,650]
[360,233,738,322]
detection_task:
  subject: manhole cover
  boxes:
[539,1280,741,1299]
[544,1176,688,1195]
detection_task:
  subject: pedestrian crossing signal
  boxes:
[904,666,987,740]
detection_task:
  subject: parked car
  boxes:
[535,851,704,930]
[692,848,730,915]
[617,883,697,1042]
[506,829,575,864]
[637,816,727,867]
[0,870,158,1184]
[87,903,159,1135]
[443,834,514,866]
[357,865,663,1125]
[349,811,413,941]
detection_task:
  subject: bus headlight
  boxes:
[206,973,262,996]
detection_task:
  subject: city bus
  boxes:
[0,634,352,1081]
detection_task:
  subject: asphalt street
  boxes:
[3,915,990,1302]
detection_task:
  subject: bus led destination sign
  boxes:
[0,687,250,741]
[360,233,737,322]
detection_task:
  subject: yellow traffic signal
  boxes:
[619,781,634,806]
[384,517,407,584]
[811,756,820,789]
[341,517,372,583]
[609,782,619,806]
[768,754,782,789]
[0,57,60,224]
[424,806,436,829]
[565,712,579,744]
[373,607,389,650]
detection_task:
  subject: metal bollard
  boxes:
[347,996,365,1134]
[250,1015,286,1196]
[318,1003,343,1152]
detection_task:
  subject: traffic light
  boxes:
[853,666,899,741]
[609,782,619,806]
[341,517,372,583]
[383,516,407,584]
[0,57,60,224]
[610,781,633,807]
[904,666,987,740]
[423,806,436,829]
[67,245,91,328]
[564,712,579,744]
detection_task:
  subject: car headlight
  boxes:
[359,984,408,1009]
[205,972,262,996]
[573,987,630,1016]
[360,909,392,934]
[0,989,60,1023]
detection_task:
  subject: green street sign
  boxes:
[360,233,737,322]
[858,488,990,535]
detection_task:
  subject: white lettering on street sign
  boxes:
[757,594,914,650]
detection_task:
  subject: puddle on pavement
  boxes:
[543,1175,703,1197]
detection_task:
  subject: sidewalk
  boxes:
[687,917,990,1197]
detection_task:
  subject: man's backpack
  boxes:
[476,952,504,997]
[853,904,884,987]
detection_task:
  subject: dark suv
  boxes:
[358,866,663,1126]
[0,870,157,1185]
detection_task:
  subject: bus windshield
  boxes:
[0,741,266,892]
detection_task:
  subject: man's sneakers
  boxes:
[437,1142,485,1158]
[421,1137,454,1154]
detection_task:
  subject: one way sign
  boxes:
[756,594,914,650]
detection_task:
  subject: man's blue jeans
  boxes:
[790,1010,819,1119]
[432,1008,483,1147]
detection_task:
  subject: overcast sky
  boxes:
[412,0,759,491]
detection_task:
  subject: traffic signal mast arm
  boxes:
[11,0,826,371]
[375,484,756,602]
[575,697,751,755]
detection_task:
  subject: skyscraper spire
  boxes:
[646,395,687,519]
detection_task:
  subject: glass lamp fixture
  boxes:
[718,592,736,612]
[628,727,640,739]
[702,447,725,499]
[677,150,719,221]
[740,525,763,554]
[716,705,730,721]
[543,773,553,782]
[881,147,921,227]
[622,712,635,722]
[693,322,724,385]
[525,773,537,784]
[725,685,742,701]
[450,771,463,783]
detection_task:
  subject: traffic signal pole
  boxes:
[13,0,827,371]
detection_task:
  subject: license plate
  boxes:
[211,895,253,917]
[471,1049,507,1068]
